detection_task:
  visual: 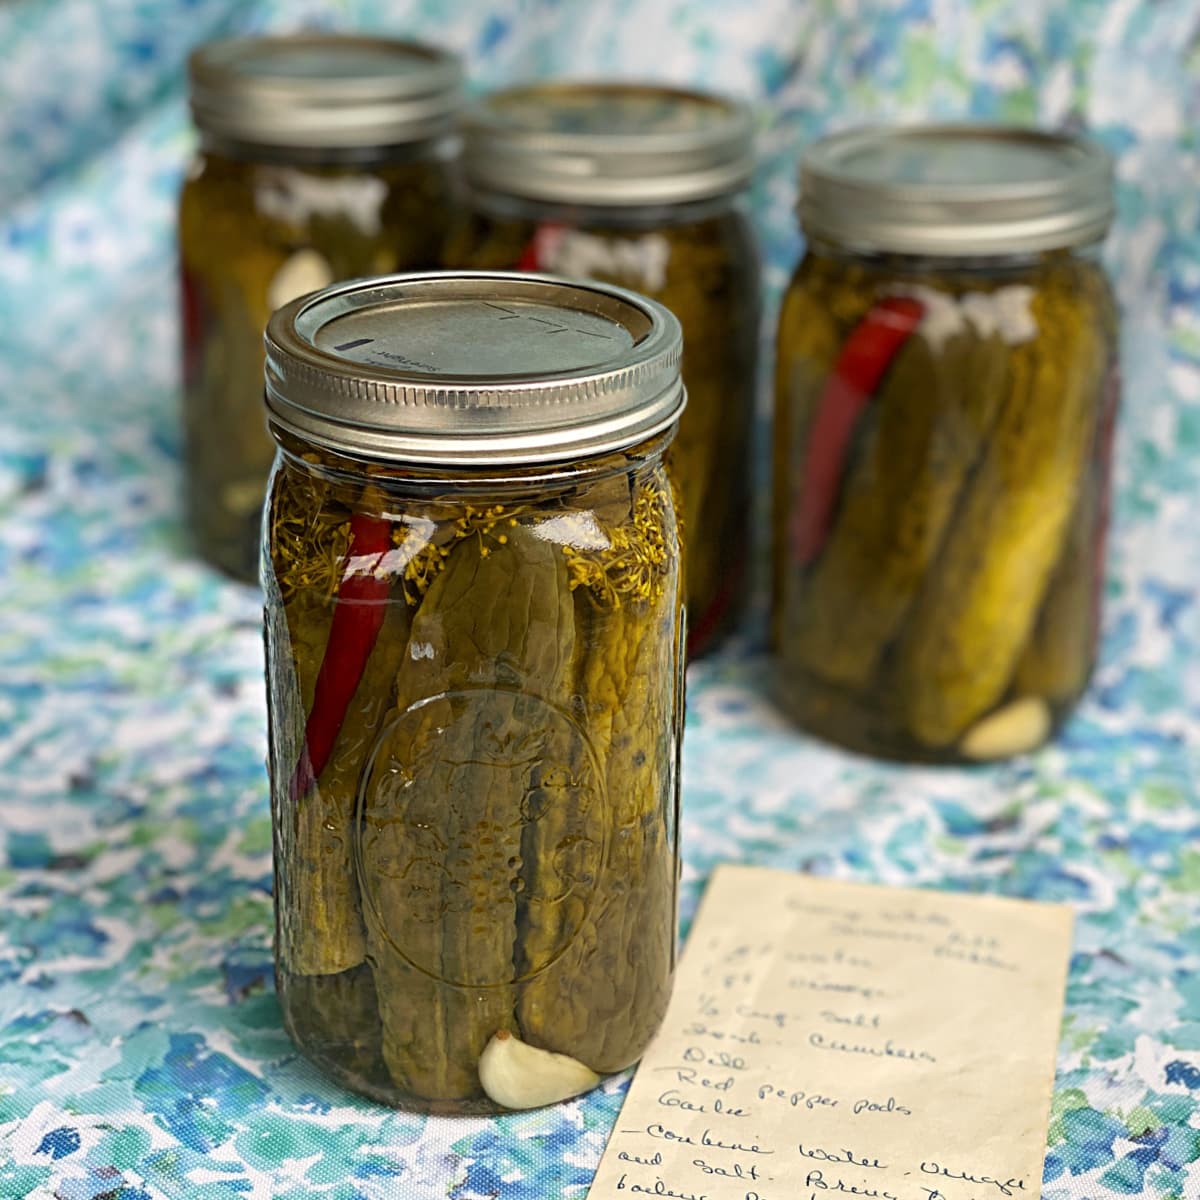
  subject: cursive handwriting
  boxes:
[684,1023,762,1045]
[657,1091,748,1117]
[804,1170,898,1199]
[701,1129,774,1156]
[852,1096,912,1117]
[615,1175,707,1200]
[643,1125,771,1153]
[920,1162,1026,1196]
[830,922,925,943]
[736,1004,789,1028]
[663,1067,734,1091]
[790,977,887,1002]
[820,1010,881,1029]
[619,1150,663,1167]
[693,1158,762,1181]
[809,1032,936,1063]
[684,1046,747,1070]
[932,944,1019,971]
[798,1145,886,1170]
[786,948,873,969]
[758,1085,838,1111]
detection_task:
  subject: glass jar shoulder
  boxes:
[446,195,759,308]
[265,439,681,612]
[180,146,456,275]
[779,244,1115,364]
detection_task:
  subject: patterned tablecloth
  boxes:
[1,2,1198,1198]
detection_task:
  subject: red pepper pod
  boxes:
[289,509,394,802]
[791,295,924,566]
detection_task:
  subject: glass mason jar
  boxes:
[262,272,685,1112]
[773,126,1119,763]
[179,35,463,581]
[446,83,760,656]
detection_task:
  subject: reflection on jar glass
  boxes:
[179,34,463,581]
[773,125,1119,763]
[446,82,760,656]
[262,273,685,1112]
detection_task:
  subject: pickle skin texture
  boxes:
[960,697,1052,761]
[286,596,413,976]
[787,329,1010,689]
[518,591,676,1074]
[894,284,1105,748]
[1013,420,1103,704]
[361,527,576,1102]
[515,475,679,1074]
[478,1029,600,1110]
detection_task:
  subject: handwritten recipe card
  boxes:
[588,866,1074,1200]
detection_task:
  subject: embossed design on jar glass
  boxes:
[355,687,606,989]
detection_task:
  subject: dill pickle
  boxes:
[788,327,1010,688]
[517,476,679,1072]
[773,249,1117,762]
[893,275,1107,746]
[359,524,576,1101]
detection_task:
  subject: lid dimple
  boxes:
[265,272,684,465]
[188,34,463,150]
[462,82,756,207]
[799,124,1114,256]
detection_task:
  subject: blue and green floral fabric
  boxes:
[1,2,1198,1197]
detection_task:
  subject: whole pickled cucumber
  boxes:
[511,474,633,1006]
[271,480,414,979]
[517,480,679,1073]
[360,526,576,1101]
[284,594,413,976]
[1011,464,1100,705]
[1013,345,1117,707]
[788,327,1010,688]
[893,282,1107,747]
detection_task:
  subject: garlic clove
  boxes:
[960,696,1051,761]
[478,1029,600,1110]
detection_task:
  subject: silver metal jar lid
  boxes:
[188,34,463,150]
[462,82,756,206]
[264,272,685,465]
[799,124,1114,256]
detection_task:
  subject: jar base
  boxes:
[773,666,1075,765]
[277,966,633,1114]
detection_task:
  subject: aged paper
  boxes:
[587,865,1074,1200]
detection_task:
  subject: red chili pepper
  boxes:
[179,259,207,391]
[791,295,924,565]
[289,511,393,802]
[516,236,542,272]
[516,223,565,272]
